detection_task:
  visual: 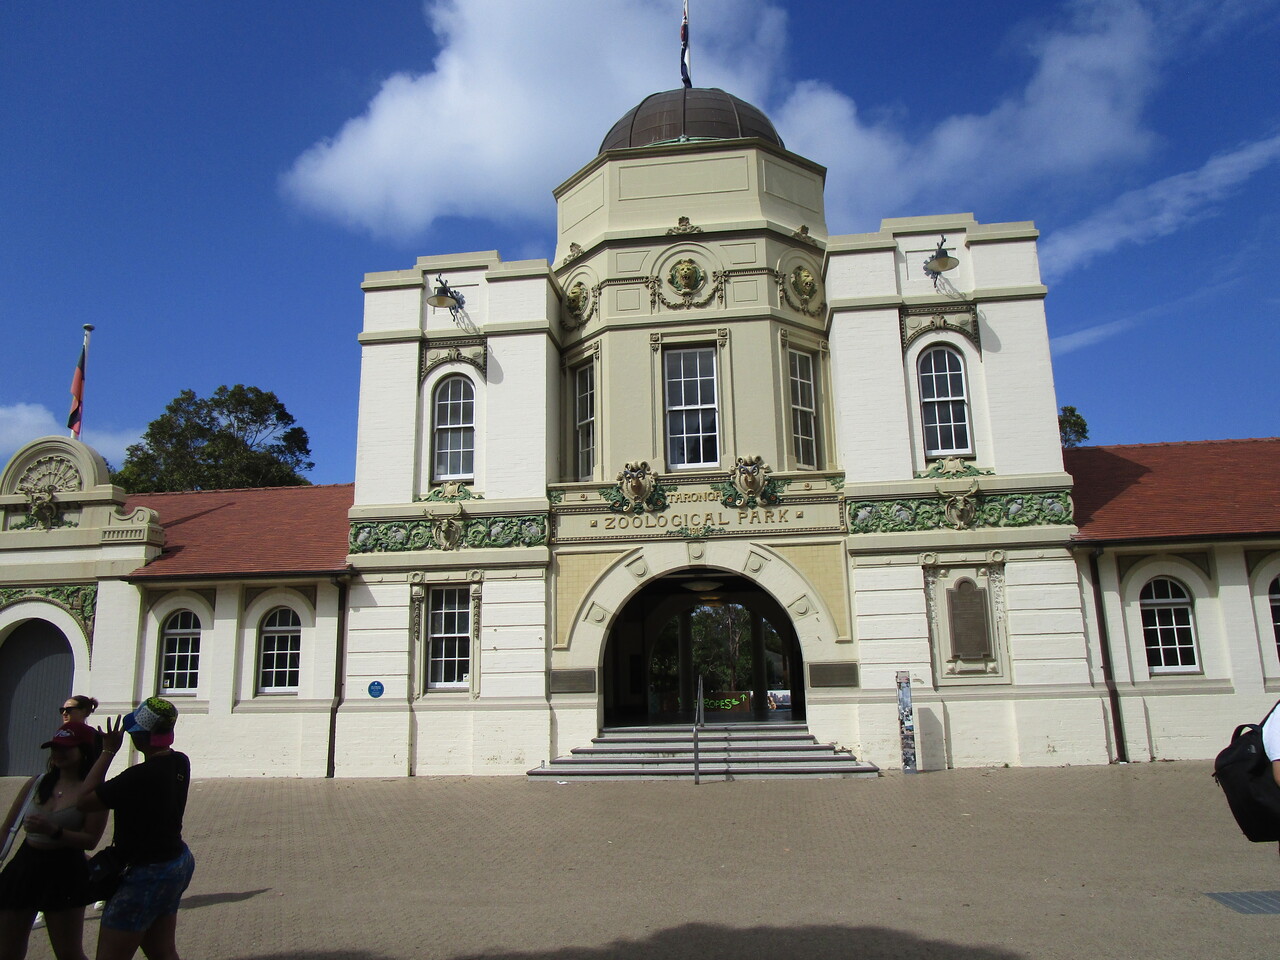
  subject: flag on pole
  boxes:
[67,326,92,438]
[680,1,691,88]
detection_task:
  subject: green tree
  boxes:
[1058,405,1089,448]
[112,385,314,492]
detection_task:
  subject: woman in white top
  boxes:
[0,721,108,960]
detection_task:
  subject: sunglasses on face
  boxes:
[60,706,79,714]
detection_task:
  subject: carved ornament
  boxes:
[421,338,487,379]
[791,225,818,246]
[666,216,703,235]
[561,280,601,331]
[602,461,669,514]
[711,456,788,509]
[13,455,83,530]
[775,268,825,318]
[900,303,980,351]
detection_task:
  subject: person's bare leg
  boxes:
[43,906,88,960]
[0,907,38,960]
[137,913,179,960]
[94,924,144,960]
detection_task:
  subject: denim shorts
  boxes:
[101,845,195,933]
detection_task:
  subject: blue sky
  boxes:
[3,0,1278,486]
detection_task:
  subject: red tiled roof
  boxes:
[1065,438,1280,543]
[124,484,354,580]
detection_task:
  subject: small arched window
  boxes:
[1270,576,1280,660]
[1140,578,1199,673]
[433,376,475,481]
[258,607,302,693]
[917,345,972,456]
[160,610,200,694]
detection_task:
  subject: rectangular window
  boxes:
[664,347,718,468]
[788,350,818,468]
[574,363,595,480]
[428,587,470,689]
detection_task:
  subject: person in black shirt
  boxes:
[77,698,194,960]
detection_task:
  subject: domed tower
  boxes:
[553,87,831,482]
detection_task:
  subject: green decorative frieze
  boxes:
[849,490,1073,534]
[349,515,548,553]
[0,584,97,639]
[416,482,484,502]
[916,457,994,479]
[547,488,566,505]
[10,513,78,531]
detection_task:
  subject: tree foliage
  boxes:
[1058,405,1089,448]
[112,385,314,492]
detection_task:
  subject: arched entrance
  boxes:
[0,618,73,775]
[602,571,805,725]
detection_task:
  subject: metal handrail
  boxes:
[693,675,705,784]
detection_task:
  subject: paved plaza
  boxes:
[4,761,1279,960]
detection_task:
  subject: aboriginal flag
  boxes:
[67,344,85,437]
[681,2,691,88]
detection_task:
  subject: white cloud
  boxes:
[0,403,140,472]
[775,0,1160,230]
[1039,134,1280,282]
[283,0,784,239]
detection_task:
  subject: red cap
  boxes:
[41,721,98,750]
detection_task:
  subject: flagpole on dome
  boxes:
[67,323,93,440]
[681,0,692,89]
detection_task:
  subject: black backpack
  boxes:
[1214,702,1280,842]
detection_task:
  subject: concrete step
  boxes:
[528,723,879,782]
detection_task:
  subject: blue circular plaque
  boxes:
[367,680,384,699]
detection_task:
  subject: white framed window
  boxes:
[160,610,200,695]
[788,349,819,468]
[433,375,475,481]
[1140,578,1199,674]
[258,606,302,693]
[918,345,972,456]
[1270,576,1280,660]
[427,587,470,689]
[664,346,718,468]
[574,362,595,480]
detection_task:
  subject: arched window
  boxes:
[258,607,302,693]
[432,376,475,481]
[1140,578,1199,673]
[1270,576,1280,660]
[917,345,971,456]
[160,610,200,694]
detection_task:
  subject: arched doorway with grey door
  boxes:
[0,618,74,775]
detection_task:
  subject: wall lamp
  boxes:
[426,275,466,322]
[922,235,960,289]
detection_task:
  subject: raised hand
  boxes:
[99,715,125,755]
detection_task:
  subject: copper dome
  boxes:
[600,87,783,153]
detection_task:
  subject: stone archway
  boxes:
[556,538,841,737]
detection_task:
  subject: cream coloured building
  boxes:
[3,88,1279,778]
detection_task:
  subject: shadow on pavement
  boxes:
[181,888,271,910]
[452,923,1026,960]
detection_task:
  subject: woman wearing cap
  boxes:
[77,697,193,960]
[0,720,107,960]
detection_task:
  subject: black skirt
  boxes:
[0,842,92,912]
